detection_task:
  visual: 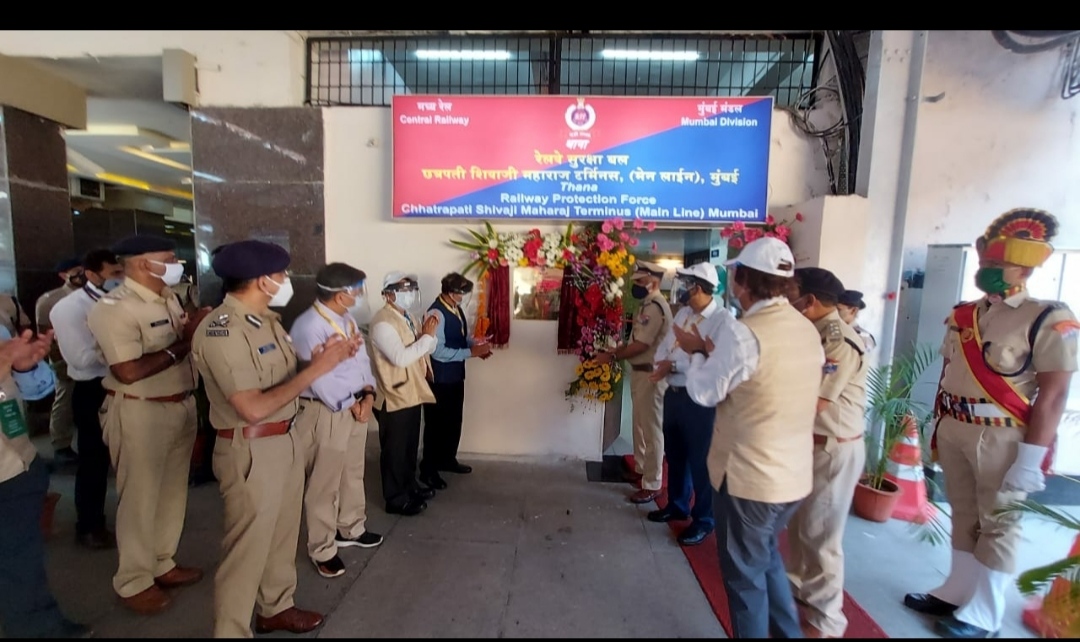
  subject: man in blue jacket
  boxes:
[420,273,492,490]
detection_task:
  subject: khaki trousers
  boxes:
[49,366,75,450]
[787,438,865,637]
[212,428,304,639]
[100,394,197,598]
[295,399,369,563]
[936,415,1027,574]
[629,370,665,492]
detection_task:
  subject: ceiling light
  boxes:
[349,49,384,63]
[414,49,512,61]
[119,146,192,171]
[600,49,700,61]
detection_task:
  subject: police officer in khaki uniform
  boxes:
[192,240,358,638]
[596,261,672,504]
[905,209,1078,639]
[787,267,868,639]
[35,257,84,464]
[87,235,207,615]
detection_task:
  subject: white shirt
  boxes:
[685,297,826,408]
[49,283,109,381]
[370,306,437,367]
[654,299,735,387]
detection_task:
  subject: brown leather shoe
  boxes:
[628,488,662,504]
[154,566,204,589]
[119,585,171,615]
[254,607,325,634]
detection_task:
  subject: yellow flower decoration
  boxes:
[600,372,611,382]
[600,382,611,391]
[575,364,585,376]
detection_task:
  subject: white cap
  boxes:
[675,262,720,288]
[634,260,666,279]
[382,271,419,291]
[724,237,795,277]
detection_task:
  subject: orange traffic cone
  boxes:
[884,414,937,523]
[1023,533,1080,638]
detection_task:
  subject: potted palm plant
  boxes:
[853,343,938,523]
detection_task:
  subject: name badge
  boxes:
[150,319,170,328]
[258,343,278,355]
[0,398,29,440]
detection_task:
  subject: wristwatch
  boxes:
[354,389,375,402]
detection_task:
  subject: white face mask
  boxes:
[150,260,185,287]
[394,290,418,310]
[102,278,123,293]
[347,293,366,314]
[265,276,294,308]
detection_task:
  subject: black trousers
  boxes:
[376,405,423,508]
[0,457,70,637]
[421,380,466,475]
[72,378,109,535]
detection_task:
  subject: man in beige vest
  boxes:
[788,267,868,639]
[597,261,672,504]
[87,234,206,615]
[677,237,823,639]
[905,209,1077,639]
[35,257,84,464]
[193,240,357,638]
[370,272,439,516]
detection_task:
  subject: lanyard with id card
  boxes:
[0,393,29,440]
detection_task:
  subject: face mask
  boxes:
[265,276,294,308]
[347,293,366,314]
[102,278,123,293]
[677,284,695,305]
[631,284,649,300]
[67,272,87,288]
[150,260,185,287]
[395,291,417,310]
[974,267,1011,295]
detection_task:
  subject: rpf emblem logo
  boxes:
[565,98,596,132]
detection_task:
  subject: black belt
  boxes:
[667,385,687,394]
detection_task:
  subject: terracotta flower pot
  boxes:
[41,491,61,540]
[853,477,903,523]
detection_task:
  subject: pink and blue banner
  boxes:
[392,95,772,223]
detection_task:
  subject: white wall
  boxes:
[905,31,1080,271]
[322,106,823,460]
[0,31,305,108]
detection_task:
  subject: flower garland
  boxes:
[451,221,577,277]
[720,212,804,250]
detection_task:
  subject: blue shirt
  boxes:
[429,308,476,363]
[290,301,377,413]
[0,326,56,400]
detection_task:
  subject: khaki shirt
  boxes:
[0,295,30,337]
[940,290,1079,403]
[627,291,672,366]
[192,294,299,430]
[814,309,868,440]
[87,277,196,397]
[36,284,77,365]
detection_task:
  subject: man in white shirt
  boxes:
[368,272,439,516]
[647,261,734,546]
[50,249,125,550]
[676,237,824,639]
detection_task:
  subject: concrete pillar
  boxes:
[0,106,76,326]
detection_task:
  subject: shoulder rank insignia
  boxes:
[245,314,263,329]
[208,314,230,328]
[823,358,839,375]
[825,320,843,342]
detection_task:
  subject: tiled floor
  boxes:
[7,431,1076,638]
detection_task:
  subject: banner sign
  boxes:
[392,95,772,223]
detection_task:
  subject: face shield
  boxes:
[669,277,700,306]
[320,280,370,321]
[386,279,423,315]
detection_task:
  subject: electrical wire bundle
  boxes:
[992,30,1080,100]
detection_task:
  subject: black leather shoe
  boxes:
[439,462,473,474]
[904,593,959,617]
[419,472,448,490]
[934,616,998,639]
[677,524,712,547]
[76,528,117,550]
[647,507,689,523]
[386,499,427,516]
[412,487,436,501]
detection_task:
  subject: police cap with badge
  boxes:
[55,257,82,274]
[211,240,291,281]
[111,234,177,257]
[795,267,863,371]
[839,290,866,310]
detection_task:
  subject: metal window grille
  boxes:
[306,33,822,107]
